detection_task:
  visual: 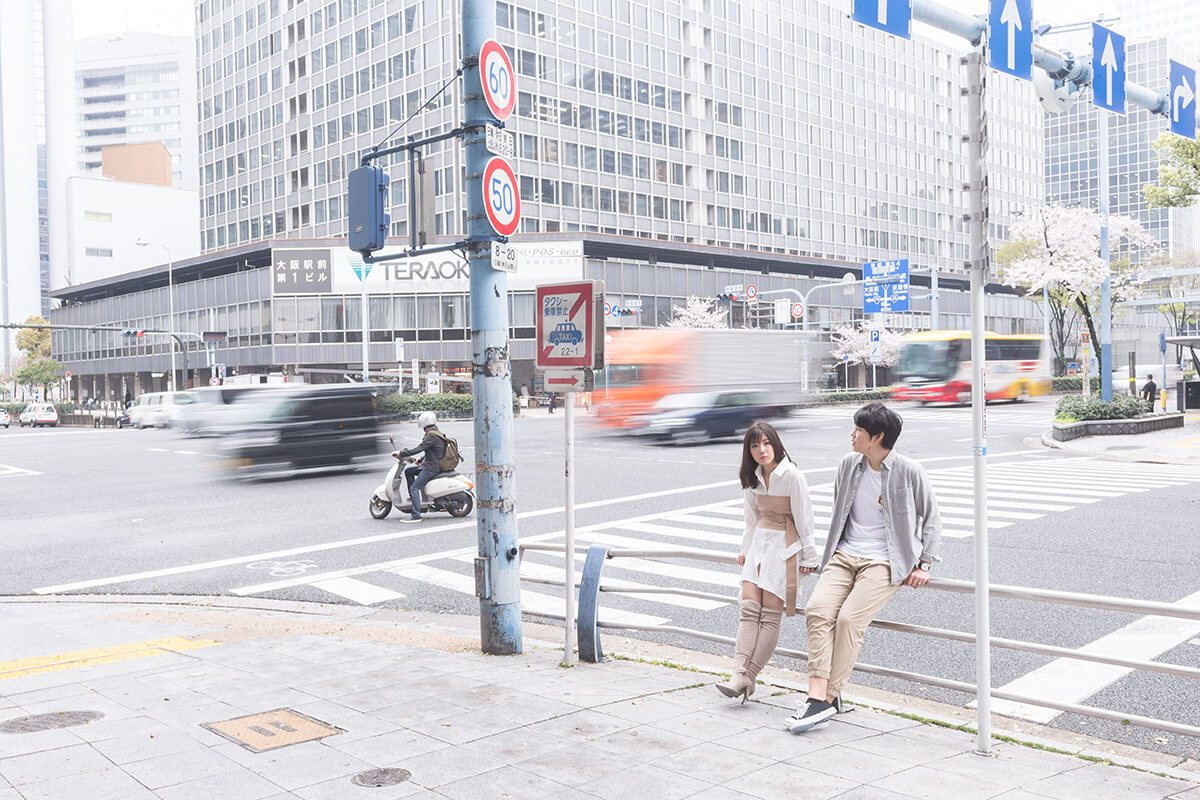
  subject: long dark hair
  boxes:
[739,420,789,489]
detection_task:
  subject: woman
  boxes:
[716,420,819,702]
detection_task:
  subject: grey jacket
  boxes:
[820,450,943,585]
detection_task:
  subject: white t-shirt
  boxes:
[838,465,890,561]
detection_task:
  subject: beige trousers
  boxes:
[804,551,903,697]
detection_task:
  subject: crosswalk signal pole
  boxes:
[463,0,522,655]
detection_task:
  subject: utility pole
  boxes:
[463,0,522,654]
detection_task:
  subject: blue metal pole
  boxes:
[463,0,522,654]
[1098,110,1113,402]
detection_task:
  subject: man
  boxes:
[1140,374,1158,405]
[787,402,942,733]
[391,411,445,524]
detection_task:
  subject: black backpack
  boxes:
[429,430,463,472]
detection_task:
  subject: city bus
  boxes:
[891,331,1051,404]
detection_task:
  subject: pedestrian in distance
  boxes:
[715,421,819,702]
[548,392,557,414]
[787,402,942,733]
[391,411,446,524]
[1140,374,1158,405]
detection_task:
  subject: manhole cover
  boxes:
[352,768,411,787]
[201,709,342,753]
[0,711,104,733]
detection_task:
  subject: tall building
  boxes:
[192,0,1041,273]
[1113,0,1200,57]
[74,32,199,191]
[0,0,73,378]
[1043,37,1200,257]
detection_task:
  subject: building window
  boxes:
[84,211,112,222]
[85,247,113,257]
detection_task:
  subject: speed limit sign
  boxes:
[479,39,516,121]
[482,157,521,236]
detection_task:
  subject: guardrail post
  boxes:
[577,544,609,663]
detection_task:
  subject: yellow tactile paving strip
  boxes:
[202,708,343,752]
[0,637,220,681]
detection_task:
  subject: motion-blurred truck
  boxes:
[594,329,807,429]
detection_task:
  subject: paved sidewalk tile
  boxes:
[1025,763,1198,800]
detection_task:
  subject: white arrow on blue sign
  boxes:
[1170,59,1197,141]
[851,0,911,40]
[1092,23,1126,115]
[988,0,1032,80]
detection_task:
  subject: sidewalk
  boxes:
[1,597,1196,799]
[1040,412,1200,464]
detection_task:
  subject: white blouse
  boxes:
[742,457,820,568]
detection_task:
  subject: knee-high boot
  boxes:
[716,598,762,702]
[745,606,783,685]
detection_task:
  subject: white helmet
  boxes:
[417,411,437,430]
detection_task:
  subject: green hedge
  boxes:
[1052,377,1101,393]
[376,392,520,418]
[1054,394,1150,423]
[814,389,894,404]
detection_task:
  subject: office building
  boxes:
[75,32,199,191]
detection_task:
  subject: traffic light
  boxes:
[717,291,739,301]
[348,164,390,255]
[120,329,145,338]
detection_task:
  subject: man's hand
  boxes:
[390,451,400,458]
[903,568,930,588]
[800,565,818,575]
[735,553,745,566]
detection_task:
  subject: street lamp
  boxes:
[135,239,175,391]
[799,271,858,393]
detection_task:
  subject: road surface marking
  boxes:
[0,637,219,681]
[147,448,170,452]
[494,557,728,611]
[665,513,745,530]
[988,589,1200,724]
[0,464,42,478]
[625,521,741,546]
[310,577,405,605]
[387,563,669,626]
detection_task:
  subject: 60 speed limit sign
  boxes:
[482,157,521,237]
[479,40,516,121]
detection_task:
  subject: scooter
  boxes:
[369,436,475,519]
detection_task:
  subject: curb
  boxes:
[1038,431,1200,465]
[6,594,1198,779]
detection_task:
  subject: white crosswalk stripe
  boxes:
[0,464,43,478]
[264,458,1200,632]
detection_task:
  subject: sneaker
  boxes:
[399,516,423,524]
[785,699,837,733]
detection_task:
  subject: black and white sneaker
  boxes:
[785,699,837,733]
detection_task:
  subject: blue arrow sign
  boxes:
[1170,59,1197,140]
[988,0,1032,80]
[1092,23,1126,114]
[851,0,912,40]
[863,258,910,314]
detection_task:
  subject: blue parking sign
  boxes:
[851,0,911,39]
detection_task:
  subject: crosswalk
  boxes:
[0,464,42,478]
[260,457,1200,627]
[794,403,1053,424]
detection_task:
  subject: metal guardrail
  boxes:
[517,541,1200,740]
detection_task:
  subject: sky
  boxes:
[71,0,1125,42]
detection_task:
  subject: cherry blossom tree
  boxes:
[664,296,728,329]
[831,324,902,367]
[995,205,1157,373]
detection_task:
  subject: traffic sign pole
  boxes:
[464,0,521,655]
[1099,108,1113,402]
[563,389,576,666]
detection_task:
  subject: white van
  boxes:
[129,392,164,428]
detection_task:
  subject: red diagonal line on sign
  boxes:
[540,345,554,361]
[570,292,587,318]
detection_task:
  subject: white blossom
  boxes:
[831,324,901,367]
[663,296,729,329]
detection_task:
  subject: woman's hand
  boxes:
[799,565,817,575]
[735,553,745,566]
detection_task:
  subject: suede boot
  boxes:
[745,605,783,685]
[716,598,762,702]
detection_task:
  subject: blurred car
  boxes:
[0,409,10,428]
[217,385,381,478]
[18,403,59,428]
[159,391,199,429]
[128,392,162,428]
[633,390,775,443]
[115,407,131,428]
[175,384,274,436]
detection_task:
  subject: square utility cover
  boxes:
[202,708,343,753]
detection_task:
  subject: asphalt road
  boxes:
[2,398,1198,759]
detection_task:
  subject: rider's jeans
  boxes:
[405,466,439,517]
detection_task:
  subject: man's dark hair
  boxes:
[1147,374,1154,380]
[854,402,903,450]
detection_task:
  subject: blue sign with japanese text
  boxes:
[863,258,910,313]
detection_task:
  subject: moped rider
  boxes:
[391,411,445,524]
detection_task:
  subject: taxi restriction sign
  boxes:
[482,157,520,237]
[479,39,516,121]
[536,281,595,369]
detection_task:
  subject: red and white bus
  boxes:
[891,331,1052,404]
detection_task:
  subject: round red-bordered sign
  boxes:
[482,157,521,237]
[791,302,805,318]
[479,40,516,121]
[745,284,758,301]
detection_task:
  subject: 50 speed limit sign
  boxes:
[479,40,516,121]
[482,157,521,237]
